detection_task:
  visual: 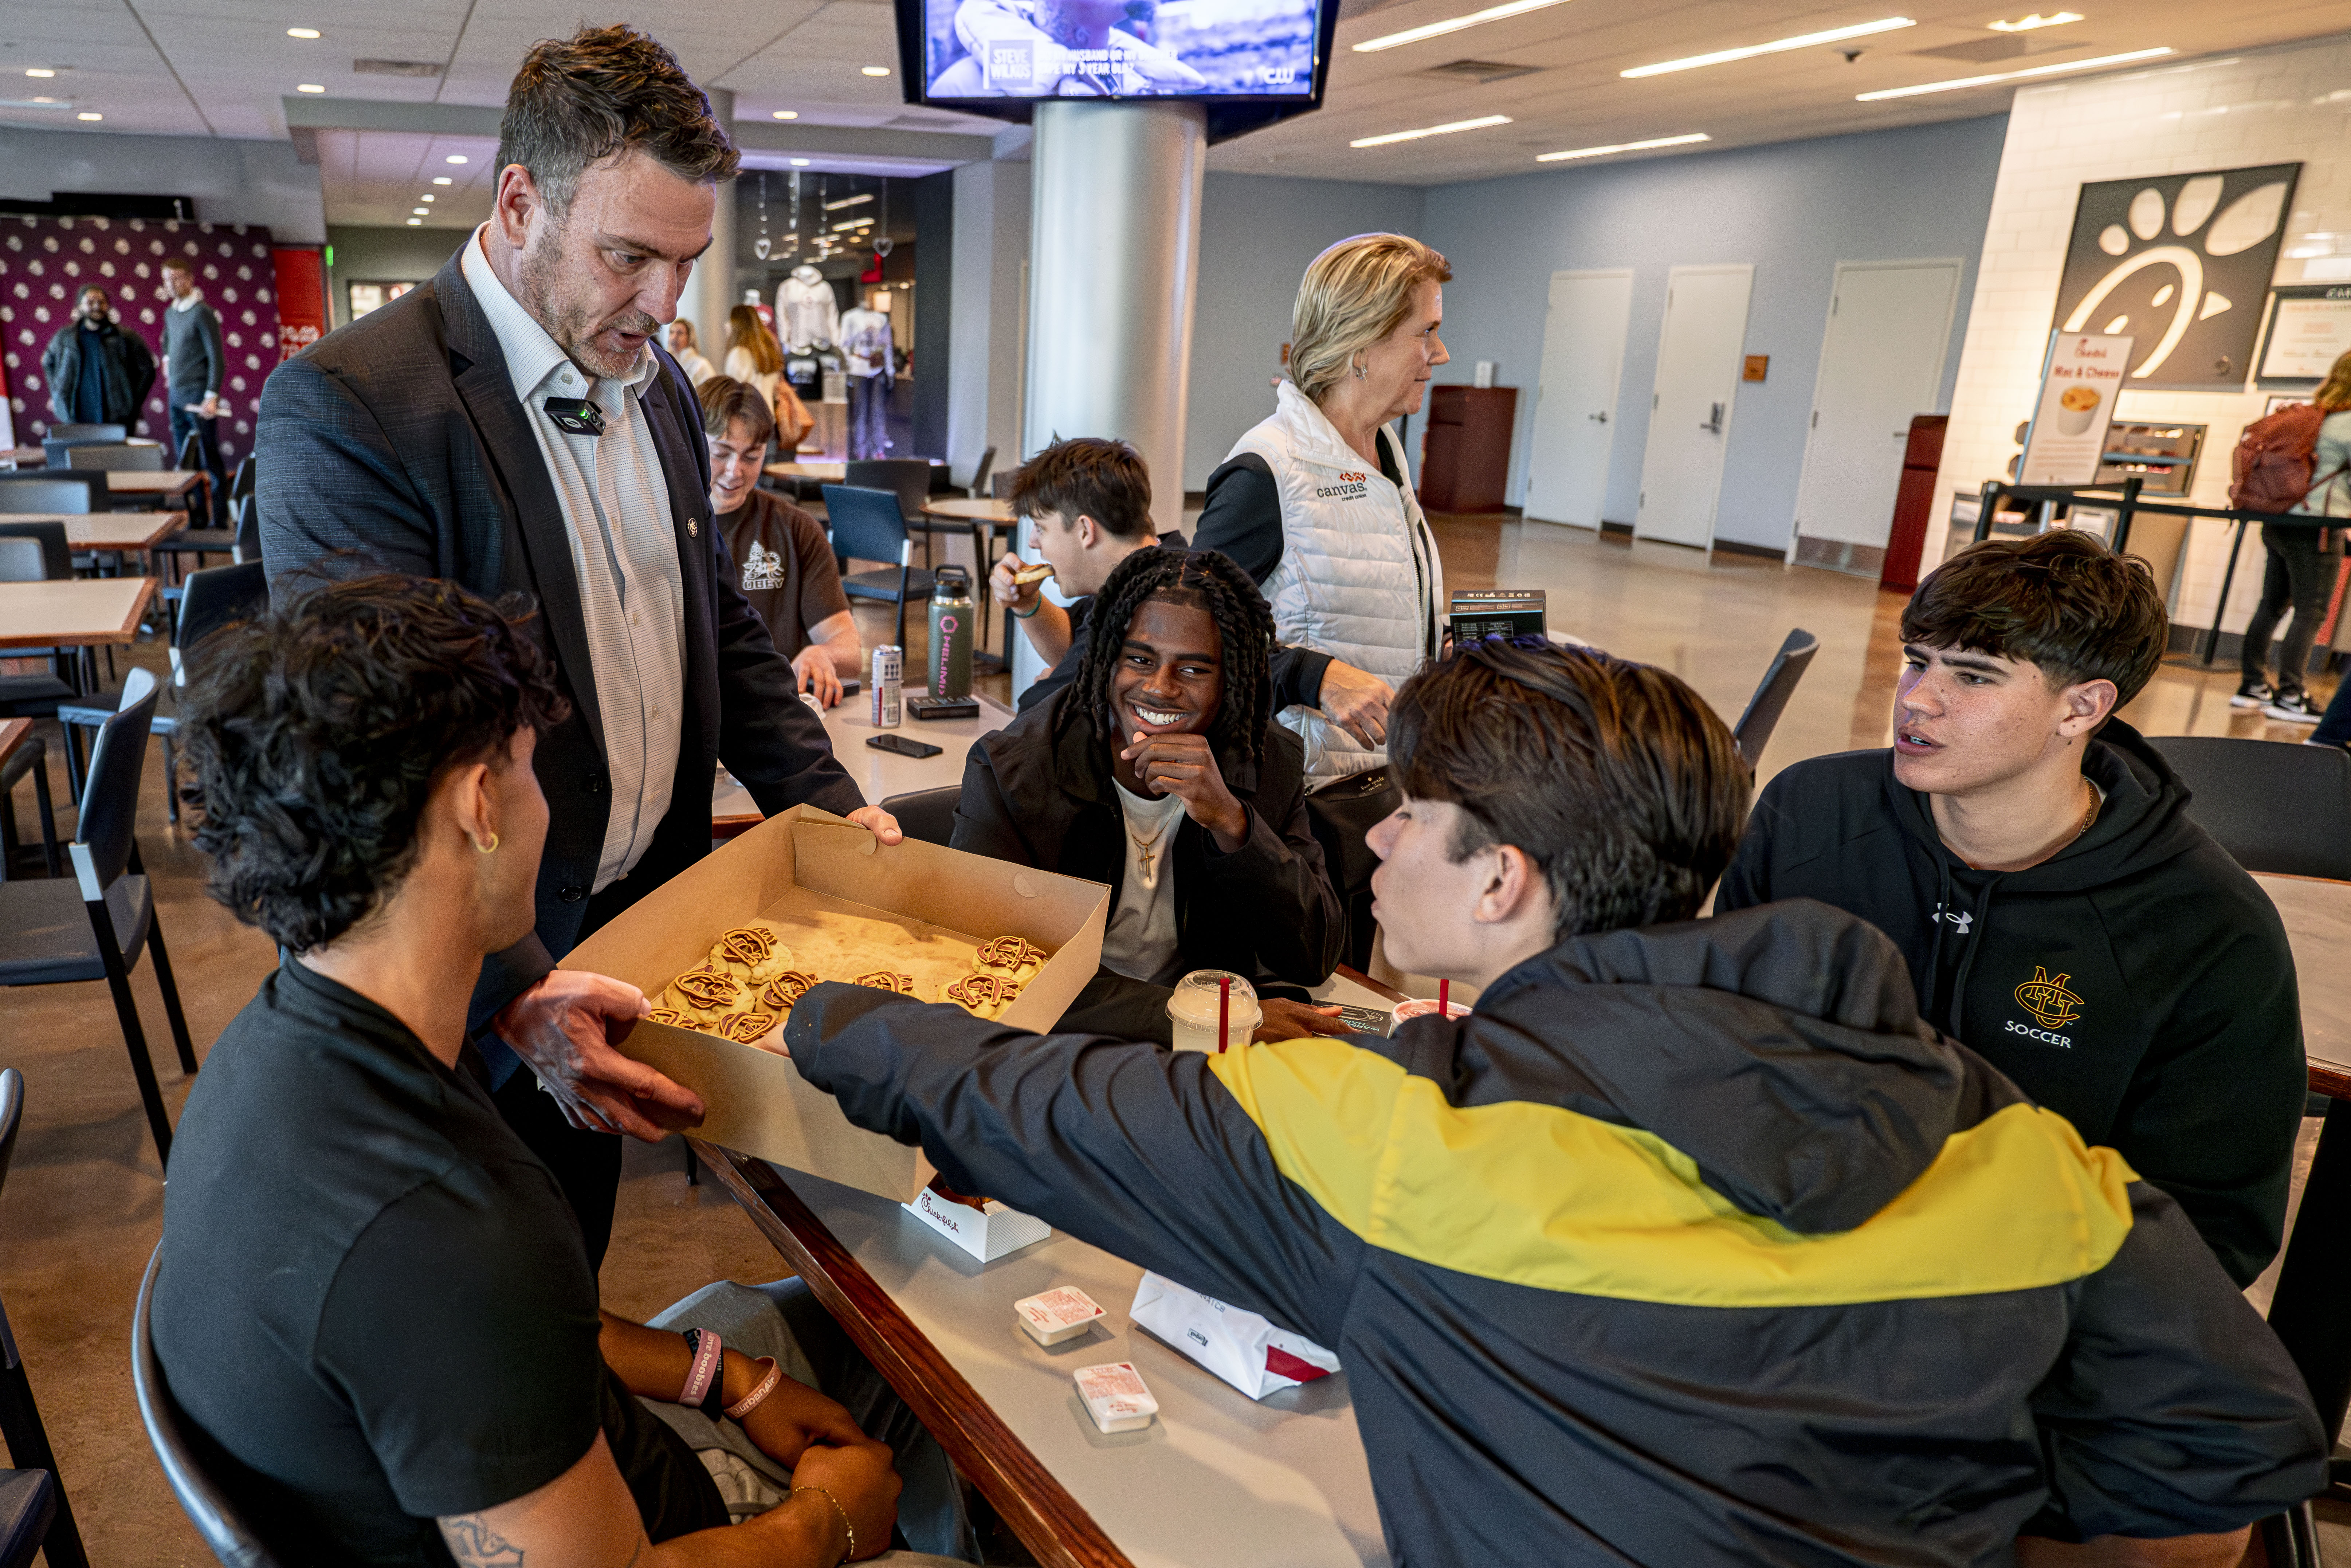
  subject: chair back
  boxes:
[0,538,42,584]
[1305,766,1400,971]
[0,1069,23,1204]
[0,520,71,582]
[823,486,912,567]
[134,1249,282,1568]
[2142,735,2351,879]
[172,563,267,686]
[845,459,933,523]
[968,446,997,500]
[229,493,260,563]
[0,478,96,516]
[48,424,125,443]
[228,456,255,507]
[990,469,1017,501]
[881,786,961,847]
[70,668,159,901]
[67,444,166,473]
[1731,628,1819,769]
[175,431,203,472]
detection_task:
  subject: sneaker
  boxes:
[2232,680,2273,708]
[2263,690,2323,723]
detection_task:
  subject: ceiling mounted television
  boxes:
[896,0,1340,142]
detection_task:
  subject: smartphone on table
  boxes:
[867,733,943,759]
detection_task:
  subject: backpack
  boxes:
[2230,402,2330,514]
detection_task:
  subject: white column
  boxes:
[689,86,738,359]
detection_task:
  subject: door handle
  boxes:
[1699,402,1724,434]
[1589,412,1608,423]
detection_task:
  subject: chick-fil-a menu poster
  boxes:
[2021,331,2132,486]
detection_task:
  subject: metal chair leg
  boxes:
[160,735,178,825]
[0,1352,90,1568]
[146,920,198,1077]
[90,905,173,1168]
[30,755,58,878]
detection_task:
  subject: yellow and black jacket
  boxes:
[788,899,2326,1566]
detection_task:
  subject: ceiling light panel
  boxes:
[1351,113,1512,148]
[1536,131,1709,162]
[1353,0,1575,55]
[1622,17,1915,79]
[1988,12,2083,31]
[287,26,321,38]
[1856,45,2171,100]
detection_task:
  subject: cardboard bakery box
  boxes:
[573,806,1110,1202]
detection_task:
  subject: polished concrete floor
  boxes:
[1,517,2338,1564]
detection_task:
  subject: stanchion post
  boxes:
[2113,476,2142,556]
[1973,480,2001,544]
[2202,517,2248,667]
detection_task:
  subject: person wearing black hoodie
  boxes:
[784,640,2325,1567]
[1717,530,2305,1287]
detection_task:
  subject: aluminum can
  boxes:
[871,644,904,727]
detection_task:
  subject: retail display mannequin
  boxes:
[839,299,896,460]
[777,265,839,355]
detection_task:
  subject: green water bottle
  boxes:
[928,565,974,699]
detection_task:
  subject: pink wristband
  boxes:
[725,1356,784,1421]
[679,1329,723,1407]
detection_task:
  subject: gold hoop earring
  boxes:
[475,833,500,855]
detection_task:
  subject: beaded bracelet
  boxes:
[792,1483,855,1564]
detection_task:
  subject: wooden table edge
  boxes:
[0,717,30,767]
[694,1142,1135,1568]
[0,576,160,647]
[1334,965,1409,1005]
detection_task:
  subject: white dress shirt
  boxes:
[462,228,688,894]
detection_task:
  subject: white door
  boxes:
[1523,270,1632,529]
[1635,265,1753,549]
[1790,259,1962,574]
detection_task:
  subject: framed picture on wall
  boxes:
[2052,163,2302,388]
[2254,283,2351,385]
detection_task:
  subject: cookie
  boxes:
[945,971,1022,1019]
[852,971,918,994]
[712,921,792,985]
[974,935,1051,981]
[645,1007,693,1029]
[760,971,820,1013]
[665,966,742,1015]
[717,1010,779,1044]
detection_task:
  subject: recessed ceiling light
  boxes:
[412,207,428,215]
[445,153,468,164]
[420,192,435,201]
[1536,131,1709,162]
[825,193,873,210]
[432,176,452,185]
[25,69,55,79]
[287,26,321,39]
[772,109,798,119]
[790,157,810,166]
[30,97,56,103]
[1353,0,1573,54]
[297,83,326,93]
[406,217,421,225]
[78,111,102,121]
[861,65,891,76]
[1856,45,2171,100]
[1350,113,1512,148]
[1988,11,2083,31]
[1622,17,1915,78]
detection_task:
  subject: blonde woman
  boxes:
[723,304,813,456]
[665,318,716,386]
[1193,233,1451,779]
[2291,352,2351,745]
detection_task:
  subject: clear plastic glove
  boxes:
[492,970,705,1139]
[1317,660,1396,748]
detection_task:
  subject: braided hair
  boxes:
[1059,547,1276,768]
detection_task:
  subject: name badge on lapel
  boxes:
[542,396,605,436]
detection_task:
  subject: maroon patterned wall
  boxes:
[0,215,284,460]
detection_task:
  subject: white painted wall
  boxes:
[0,129,325,243]
[947,158,1031,483]
[1933,34,2351,633]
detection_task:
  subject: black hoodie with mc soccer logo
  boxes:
[1717,720,2305,1286]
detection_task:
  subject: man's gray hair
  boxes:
[496,23,739,219]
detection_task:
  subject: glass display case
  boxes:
[2096,421,2205,496]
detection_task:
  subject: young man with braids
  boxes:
[779,638,2325,1568]
[954,548,1343,1040]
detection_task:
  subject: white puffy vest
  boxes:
[1229,381,1443,779]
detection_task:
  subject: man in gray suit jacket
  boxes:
[258,24,902,1264]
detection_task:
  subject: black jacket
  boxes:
[42,316,155,426]
[951,682,1341,1034]
[256,243,864,1041]
[785,899,2327,1568]
[1715,722,2305,1286]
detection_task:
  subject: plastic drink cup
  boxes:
[1388,996,1472,1034]
[1167,970,1261,1053]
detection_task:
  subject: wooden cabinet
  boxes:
[1419,385,1517,514]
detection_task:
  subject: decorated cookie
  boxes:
[760,971,820,1013]
[945,971,1022,1018]
[974,935,1051,980]
[667,967,741,1014]
[852,971,918,994]
[645,1008,692,1029]
[713,922,792,984]
[717,1010,779,1044]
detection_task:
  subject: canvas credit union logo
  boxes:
[2013,967,2084,1030]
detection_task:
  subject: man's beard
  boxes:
[515,223,659,381]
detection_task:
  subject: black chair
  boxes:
[964,445,997,501]
[135,1248,281,1568]
[2142,735,2351,880]
[59,560,266,815]
[1304,766,1399,972]
[849,458,954,566]
[39,435,126,471]
[882,786,961,847]
[153,455,250,578]
[0,477,96,516]
[0,668,197,1168]
[0,737,61,881]
[0,1069,91,1568]
[1731,628,1819,769]
[45,424,123,443]
[0,522,81,726]
[65,443,165,473]
[825,485,934,651]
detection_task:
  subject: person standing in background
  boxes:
[723,303,783,411]
[665,317,716,385]
[42,284,154,432]
[2291,353,2351,749]
[1191,233,1447,781]
[161,257,229,524]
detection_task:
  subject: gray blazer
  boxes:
[258,243,865,1043]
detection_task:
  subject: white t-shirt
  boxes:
[1099,782,1189,984]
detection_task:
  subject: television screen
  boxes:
[919,0,1321,102]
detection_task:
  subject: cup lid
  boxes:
[1166,969,1261,1025]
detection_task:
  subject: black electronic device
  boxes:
[839,676,862,696]
[907,693,980,721]
[896,0,1342,143]
[541,397,605,436]
[867,733,944,758]
[1451,588,1547,645]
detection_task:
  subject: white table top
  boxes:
[714,688,1012,821]
[772,965,1399,1568]
[2253,873,2351,1086]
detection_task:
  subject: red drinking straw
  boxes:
[1218,975,1232,1054]
[1438,979,1450,1018]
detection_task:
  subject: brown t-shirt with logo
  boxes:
[718,487,852,659]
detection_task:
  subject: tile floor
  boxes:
[1,516,2339,1564]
